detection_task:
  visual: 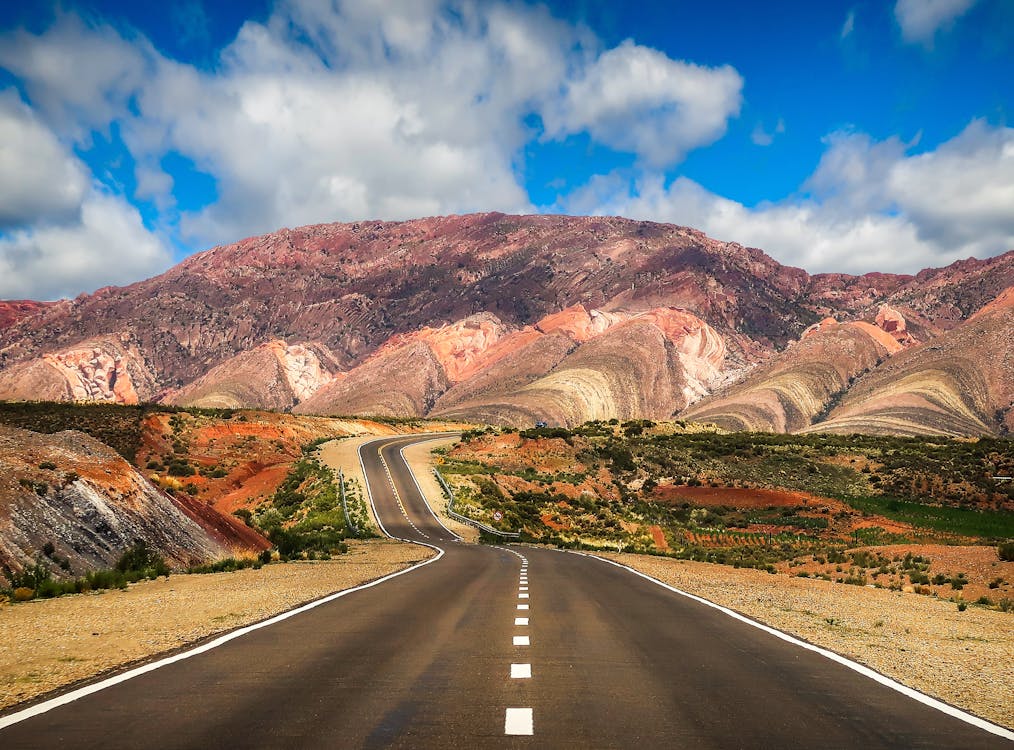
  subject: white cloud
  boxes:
[894,0,978,46]
[0,89,87,228]
[0,1,748,261]
[565,120,1014,274]
[841,9,856,39]
[541,40,743,168]
[751,117,785,147]
[0,14,151,138]
[0,86,170,300]
[0,191,172,301]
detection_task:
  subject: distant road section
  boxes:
[1,434,1010,748]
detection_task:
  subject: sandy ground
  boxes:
[401,437,479,543]
[316,435,390,532]
[597,551,1014,730]
[0,540,432,711]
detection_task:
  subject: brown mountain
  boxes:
[1,213,1011,434]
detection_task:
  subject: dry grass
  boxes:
[0,539,432,711]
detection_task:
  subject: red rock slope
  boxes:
[0,425,249,580]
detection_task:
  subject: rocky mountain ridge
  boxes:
[1,213,1011,435]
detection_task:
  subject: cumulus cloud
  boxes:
[0,191,172,301]
[0,90,87,228]
[0,14,152,137]
[894,0,978,46]
[0,80,170,299]
[1,1,745,252]
[542,40,743,168]
[565,120,1014,274]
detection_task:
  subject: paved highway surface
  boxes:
[1,434,1010,748]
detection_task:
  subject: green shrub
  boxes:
[116,541,169,578]
[999,541,1014,562]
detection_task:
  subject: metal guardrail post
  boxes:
[432,468,520,539]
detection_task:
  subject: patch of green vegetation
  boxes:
[1,540,170,601]
[251,454,375,558]
[843,496,1014,540]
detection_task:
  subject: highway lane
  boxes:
[1,433,1010,748]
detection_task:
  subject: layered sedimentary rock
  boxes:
[803,286,1014,436]
[682,319,903,433]
[0,425,242,579]
[0,337,157,404]
[0,213,1010,434]
[168,340,339,410]
[430,307,725,426]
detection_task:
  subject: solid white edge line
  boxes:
[578,552,1014,740]
[0,434,454,732]
[0,542,445,730]
[397,440,463,542]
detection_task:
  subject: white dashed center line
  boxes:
[511,663,532,679]
[498,547,535,736]
[505,707,534,735]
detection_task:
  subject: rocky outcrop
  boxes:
[0,300,52,330]
[168,340,339,410]
[875,305,917,345]
[0,337,157,404]
[0,425,237,580]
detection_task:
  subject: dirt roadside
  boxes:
[0,540,433,712]
[596,551,1013,730]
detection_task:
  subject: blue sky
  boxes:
[0,0,1011,300]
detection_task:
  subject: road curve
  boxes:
[0,434,1009,748]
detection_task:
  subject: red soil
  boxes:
[652,485,822,508]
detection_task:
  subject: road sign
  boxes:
[493,511,503,521]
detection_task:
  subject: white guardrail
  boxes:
[432,469,520,539]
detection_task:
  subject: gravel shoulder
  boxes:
[0,539,433,712]
[597,551,1014,730]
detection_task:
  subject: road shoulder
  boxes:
[593,550,1014,731]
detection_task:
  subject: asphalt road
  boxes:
[1,434,1009,748]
